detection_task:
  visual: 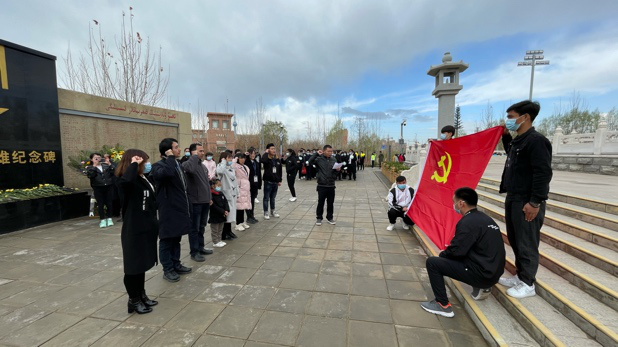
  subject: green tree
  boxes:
[536,94,605,136]
[454,105,463,137]
[260,120,288,154]
[326,119,347,149]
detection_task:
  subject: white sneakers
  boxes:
[499,276,536,298]
[386,224,395,231]
[264,214,270,220]
[289,197,297,202]
[255,198,259,203]
[213,241,226,248]
[235,224,245,232]
[241,222,250,229]
[401,222,409,230]
[271,211,280,218]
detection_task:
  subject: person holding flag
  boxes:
[421,187,505,318]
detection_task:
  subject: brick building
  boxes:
[205,112,236,153]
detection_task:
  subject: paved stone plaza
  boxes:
[0,167,487,347]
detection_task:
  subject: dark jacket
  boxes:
[209,188,230,224]
[181,155,212,204]
[499,127,553,204]
[440,209,505,282]
[247,157,262,190]
[86,164,115,187]
[285,155,301,176]
[308,153,338,187]
[151,155,191,239]
[117,162,158,275]
[261,153,283,183]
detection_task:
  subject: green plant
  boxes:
[67,144,125,175]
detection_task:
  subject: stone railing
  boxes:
[552,117,618,156]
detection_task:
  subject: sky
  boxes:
[2,0,618,143]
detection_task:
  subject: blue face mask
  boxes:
[397,184,406,190]
[453,201,461,214]
[185,152,190,157]
[226,160,233,166]
[505,116,523,131]
[206,156,213,161]
[144,162,152,174]
[214,186,222,192]
[439,134,447,140]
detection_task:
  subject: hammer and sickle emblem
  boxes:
[431,151,452,184]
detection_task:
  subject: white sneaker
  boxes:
[289,197,297,202]
[402,222,409,230]
[271,211,280,218]
[507,282,536,298]
[499,276,522,288]
[235,224,245,232]
[255,198,259,203]
[264,214,270,220]
[213,241,226,248]
[242,222,250,229]
[386,224,395,231]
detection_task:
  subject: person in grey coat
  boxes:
[216,151,238,240]
[182,143,214,263]
[151,138,193,283]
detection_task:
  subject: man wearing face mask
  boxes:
[347,149,357,181]
[421,187,505,318]
[386,176,415,231]
[498,100,552,299]
[439,125,455,140]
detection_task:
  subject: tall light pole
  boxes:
[400,120,407,155]
[518,50,550,100]
[233,117,238,148]
[279,125,284,156]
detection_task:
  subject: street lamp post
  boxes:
[279,125,284,157]
[518,50,550,100]
[400,120,407,155]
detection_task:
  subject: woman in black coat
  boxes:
[284,149,301,202]
[115,149,159,314]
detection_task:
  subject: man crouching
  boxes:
[421,187,506,318]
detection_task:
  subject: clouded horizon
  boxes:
[2,0,617,142]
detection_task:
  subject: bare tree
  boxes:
[62,7,169,106]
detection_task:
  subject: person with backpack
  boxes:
[386,176,415,231]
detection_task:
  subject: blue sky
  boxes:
[2,1,617,143]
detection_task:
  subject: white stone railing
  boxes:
[553,117,618,155]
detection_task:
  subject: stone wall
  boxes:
[58,89,192,188]
[552,155,618,176]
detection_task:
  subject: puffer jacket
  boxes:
[308,153,338,187]
[234,163,252,210]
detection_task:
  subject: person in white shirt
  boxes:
[387,176,415,231]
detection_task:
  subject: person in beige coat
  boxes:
[234,153,252,231]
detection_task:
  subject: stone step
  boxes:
[477,182,618,234]
[478,201,618,277]
[411,226,540,347]
[479,177,618,216]
[501,240,618,346]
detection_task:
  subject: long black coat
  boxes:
[151,155,191,239]
[117,162,158,275]
[247,157,262,190]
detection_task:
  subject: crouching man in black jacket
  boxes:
[421,187,505,318]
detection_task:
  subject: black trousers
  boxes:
[92,185,114,219]
[159,236,182,272]
[371,160,375,168]
[505,198,545,286]
[348,167,356,180]
[287,174,296,197]
[316,186,335,220]
[236,209,245,224]
[123,273,145,298]
[426,256,495,306]
[387,208,414,225]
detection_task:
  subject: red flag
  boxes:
[408,126,503,250]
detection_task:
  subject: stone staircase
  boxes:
[411,177,618,347]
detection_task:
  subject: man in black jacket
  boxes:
[151,138,193,282]
[182,143,213,263]
[421,187,506,318]
[246,148,261,224]
[261,143,283,220]
[498,100,552,299]
[308,145,340,226]
[347,149,357,181]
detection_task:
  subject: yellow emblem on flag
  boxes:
[431,151,452,184]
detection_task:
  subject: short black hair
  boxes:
[266,143,275,149]
[441,125,455,134]
[506,100,541,122]
[206,152,214,157]
[159,138,178,156]
[235,152,246,160]
[89,152,102,159]
[211,178,221,185]
[323,145,332,150]
[396,176,407,183]
[234,149,241,153]
[454,187,478,207]
[189,143,202,152]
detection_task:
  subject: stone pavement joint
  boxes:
[0,167,487,347]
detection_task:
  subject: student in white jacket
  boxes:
[387,176,415,231]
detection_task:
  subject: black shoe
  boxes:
[199,248,214,255]
[128,297,152,314]
[229,231,238,239]
[222,234,230,240]
[141,290,158,307]
[191,254,206,262]
[247,218,258,224]
[175,264,192,274]
[163,270,180,282]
